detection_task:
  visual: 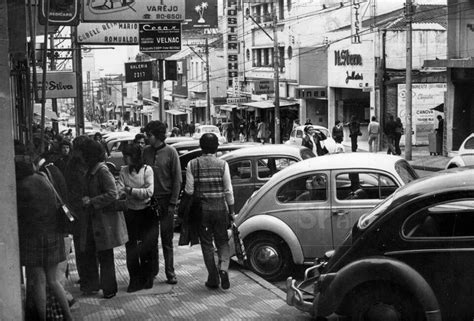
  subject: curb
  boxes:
[232,259,287,300]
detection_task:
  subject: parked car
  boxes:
[171,140,203,156]
[192,125,226,144]
[220,144,316,214]
[445,132,474,168]
[165,136,194,145]
[285,125,342,154]
[287,167,474,321]
[231,153,418,281]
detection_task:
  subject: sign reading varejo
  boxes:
[37,72,77,99]
[83,0,185,22]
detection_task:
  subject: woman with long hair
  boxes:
[80,140,128,299]
[117,144,155,292]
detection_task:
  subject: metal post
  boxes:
[405,0,413,160]
[39,0,50,152]
[72,26,84,135]
[159,59,165,122]
[121,73,124,122]
[272,1,280,144]
[205,37,211,124]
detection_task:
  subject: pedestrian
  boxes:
[302,125,327,156]
[348,115,361,152]
[117,144,155,292]
[367,116,380,153]
[248,119,257,142]
[436,115,444,155]
[394,117,404,155]
[80,139,128,299]
[257,118,267,144]
[143,120,181,285]
[384,115,397,155]
[54,140,72,174]
[15,153,73,321]
[183,133,235,290]
[189,121,196,135]
[304,118,312,125]
[332,120,344,144]
[133,133,147,150]
[63,135,90,293]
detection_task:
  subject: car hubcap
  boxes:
[252,245,280,275]
[365,303,400,321]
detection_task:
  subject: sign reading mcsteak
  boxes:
[139,22,181,53]
[124,61,154,83]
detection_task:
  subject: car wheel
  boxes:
[349,283,424,321]
[245,234,293,281]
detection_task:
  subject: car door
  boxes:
[255,156,299,190]
[392,197,474,320]
[330,169,400,248]
[273,171,333,260]
[228,158,254,213]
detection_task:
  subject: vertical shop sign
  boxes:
[351,0,362,44]
[227,0,239,89]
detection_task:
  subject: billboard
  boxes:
[139,22,181,52]
[37,72,77,99]
[83,0,185,22]
[182,0,218,29]
[38,0,80,26]
[77,22,139,44]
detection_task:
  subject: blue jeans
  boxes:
[151,196,175,280]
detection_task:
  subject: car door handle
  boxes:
[332,210,349,216]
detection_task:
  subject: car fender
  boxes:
[445,155,464,169]
[238,215,305,264]
[317,257,441,320]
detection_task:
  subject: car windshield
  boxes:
[357,194,394,229]
[395,160,419,184]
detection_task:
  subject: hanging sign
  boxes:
[124,61,154,83]
[83,0,185,22]
[77,22,139,44]
[139,22,181,52]
[38,0,80,26]
[37,72,77,98]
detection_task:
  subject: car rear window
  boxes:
[395,160,419,184]
[464,137,474,150]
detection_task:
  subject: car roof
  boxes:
[392,167,474,204]
[171,140,201,148]
[294,125,329,131]
[165,136,194,144]
[219,144,307,160]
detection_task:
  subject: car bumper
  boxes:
[286,264,321,314]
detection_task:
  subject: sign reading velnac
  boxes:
[83,0,185,22]
[139,22,181,52]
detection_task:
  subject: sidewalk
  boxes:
[66,237,312,321]
[344,141,450,172]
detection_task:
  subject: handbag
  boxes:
[41,170,76,235]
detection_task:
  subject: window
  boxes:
[395,160,419,184]
[464,137,474,149]
[277,173,328,203]
[288,46,293,60]
[257,157,297,179]
[246,49,250,61]
[279,0,284,19]
[403,200,474,238]
[229,160,252,180]
[336,172,398,200]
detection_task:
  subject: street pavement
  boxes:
[66,236,312,321]
[65,140,449,320]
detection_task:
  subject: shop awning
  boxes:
[165,109,187,115]
[219,104,238,111]
[241,100,298,109]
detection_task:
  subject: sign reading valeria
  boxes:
[83,0,185,22]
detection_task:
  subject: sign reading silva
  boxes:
[83,0,185,22]
[37,72,77,99]
[124,61,154,83]
[139,22,181,52]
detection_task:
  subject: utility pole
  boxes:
[159,59,165,122]
[405,0,413,160]
[120,73,124,122]
[205,37,211,124]
[72,26,84,135]
[50,32,59,134]
[272,1,281,144]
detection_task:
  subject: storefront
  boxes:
[327,38,376,139]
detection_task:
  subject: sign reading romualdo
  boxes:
[37,72,77,99]
[77,22,139,44]
[83,0,185,22]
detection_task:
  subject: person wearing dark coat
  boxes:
[80,140,128,299]
[302,125,327,156]
[348,115,361,152]
[394,117,404,155]
[384,115,397,155]
[332,120,344,144]
[15,156,73,320]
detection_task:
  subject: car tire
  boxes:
[348,282,424,321]
[245,233,293,281]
